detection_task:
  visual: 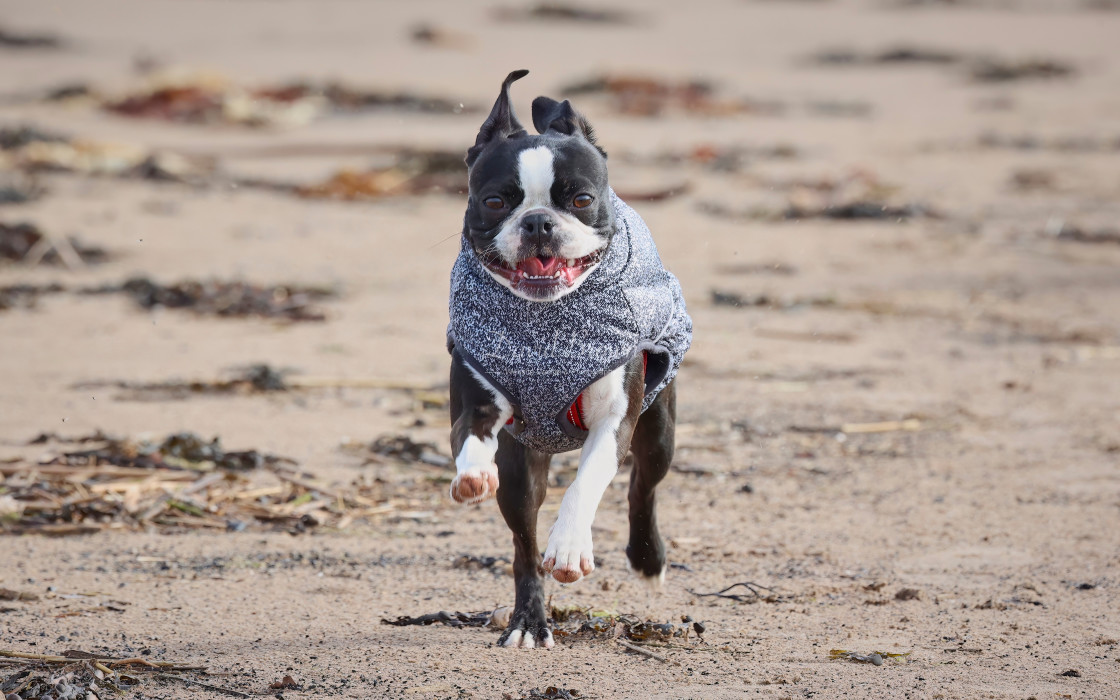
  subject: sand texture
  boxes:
[1,0,1118,698]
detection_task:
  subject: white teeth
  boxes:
[566,259,575,267]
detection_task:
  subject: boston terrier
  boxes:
[446,70,692,649]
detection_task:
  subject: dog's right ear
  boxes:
[531,96,606,158]
[466,69,529,168]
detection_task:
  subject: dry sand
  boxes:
[1,0,1119,698]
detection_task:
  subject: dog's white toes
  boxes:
[500,627,553,650]
[543,528,594,584]
[449,464,499,504]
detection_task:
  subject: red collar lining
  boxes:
[566,352,647,432]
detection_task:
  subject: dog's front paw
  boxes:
[542,527,595,583]
[498,607,554,649]
[449,464,499,505]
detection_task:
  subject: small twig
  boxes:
[616,639,677,665]
[687,581,780,603]
[137,471,227,521]
[0,650,72,662]
[0,650,203,670]
[106,657,162,668]
[841,419,921,434]
[158,673,251,698]
[271,469,377,508]
[626,641,715,652]
[50,235,88,270]
[21,236,53,266]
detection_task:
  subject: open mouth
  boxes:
[482,251,603,296]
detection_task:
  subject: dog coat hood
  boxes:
[447,190,692,455]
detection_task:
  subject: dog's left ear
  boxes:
[466,69,530,168]
[531,97,607,158]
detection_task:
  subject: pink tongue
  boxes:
[518,257,562,276]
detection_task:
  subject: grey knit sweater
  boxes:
[448,191,692,454]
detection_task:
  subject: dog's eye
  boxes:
[572,194,593,209]
[483,197,505,210]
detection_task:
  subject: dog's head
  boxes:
[462,70,613,302]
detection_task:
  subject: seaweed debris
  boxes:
[409,25,474,50]
[0,173,43,205]
[72,364,291,401]
[35,431,289,472]
[379,604,704,650]
[0,221,110,266]
[809,47,1076,83]
[494,2,636,24]
[561,74,781,117]
[617,143,798,173]
[0,283,65,311]
[296,149,466,200]
[829,648,911,665]
[97,77,472,127]
[786,200,937,220]
[0,126,68,151]
[0,649,213,700]
[1054,224,1120,245]
[697,170,937,221]
[975,132,1120,152]
[1,432,294,534]
[1,431,446,535]
[548,605,699,644]
[811,46,964,66]
[1,127,472,199]
[0,27,65,49]
[80,277,336,321]
[968,58,1075,83]
[366,435,451,467]
[381,611,495,628]
[0,127,213,183]
[514,688,584,700]
[715,261,797,276]
[711,290,836,310]
[452,554,512,575]
[699,199,936,222]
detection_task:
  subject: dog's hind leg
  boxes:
[626,380,676,586]
[495,432,553,648]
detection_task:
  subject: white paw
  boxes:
[501,627,554,649]
[449,463,499,505]
[542,527,595,583]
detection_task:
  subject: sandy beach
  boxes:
[1,1,1118,697]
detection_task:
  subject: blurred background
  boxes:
[1,1,1118,696]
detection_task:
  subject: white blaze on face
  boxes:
[494,146,554,263]
[517,146,555,209]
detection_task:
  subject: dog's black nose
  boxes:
[520,213,555,237]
